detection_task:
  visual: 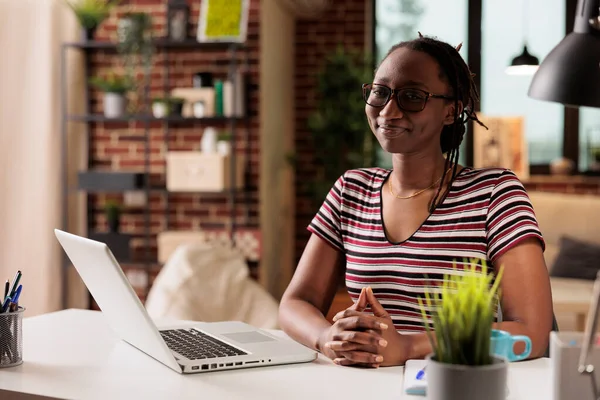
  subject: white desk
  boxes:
[0,309,552,400]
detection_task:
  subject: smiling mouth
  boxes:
[378,125,408,136]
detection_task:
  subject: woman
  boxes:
[278,35,553,368]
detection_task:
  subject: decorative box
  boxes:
[166,152,244,192]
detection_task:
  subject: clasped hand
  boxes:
[319,286,412,368]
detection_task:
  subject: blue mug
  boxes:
[490,329,531,362]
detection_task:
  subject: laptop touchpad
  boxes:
[223,331,275,344]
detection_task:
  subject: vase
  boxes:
[104,93,126,118]
[152,102,169,118]
[425,354,508,400]
[81,26,97,42]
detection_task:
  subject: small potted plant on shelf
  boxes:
[104,200,121,233]
[64,0,118,41]
[89,73,132,118]
[216,131,232,155]
[152,97,185,118]
[418,259,507,400]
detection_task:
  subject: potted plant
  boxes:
[117,12,154,114]
[418,260,507,400]
[305,45,377,207]
[216,131,232,155]
[104,200,121,233]
[589,147,600,172]
[152,97,185,118]
[89,73,132,118]
[64,0,118,41]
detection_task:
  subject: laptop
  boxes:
[54,229,317,374]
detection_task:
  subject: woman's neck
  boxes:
[390,153,450,193]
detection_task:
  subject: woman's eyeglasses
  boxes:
[362,83,454,112]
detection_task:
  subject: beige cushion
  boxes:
[528,191,600,269]
[145,243,279,329]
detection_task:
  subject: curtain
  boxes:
[0,0,86,316]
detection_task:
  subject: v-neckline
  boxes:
[378,167,469,245]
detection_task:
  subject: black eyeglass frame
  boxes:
[362,83,455,112]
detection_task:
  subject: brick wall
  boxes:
[293,0,369,265]
[85,0,260,302]
[83,0,369,304]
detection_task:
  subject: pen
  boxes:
[11,285,22,307]
[3,280,8,299]
[416,366,426,380]
[1,296,11,313]
[8,270,21,298]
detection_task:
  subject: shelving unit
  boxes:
[60,38,252,309]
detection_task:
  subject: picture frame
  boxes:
[196,0,250,43]
[473,114,530,180]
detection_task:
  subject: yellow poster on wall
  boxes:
[197,0,249,43]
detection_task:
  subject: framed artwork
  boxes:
[197,0,250,43]
[473,114,529,180]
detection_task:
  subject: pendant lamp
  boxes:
[528,0,600,108]
[506,0,540,75]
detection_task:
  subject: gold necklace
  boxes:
[388,168,451,200]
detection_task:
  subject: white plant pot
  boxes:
[152,102,169,118]
[217,141,231,155]
[104,93,126,118]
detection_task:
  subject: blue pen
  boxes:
[416,366,426,380]
[1,296,11,313]
[11,285,22,306]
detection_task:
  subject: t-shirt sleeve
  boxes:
[486,170,545,262]
[307,174,345,252]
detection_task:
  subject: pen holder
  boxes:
[0,306,24,367]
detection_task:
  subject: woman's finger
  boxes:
[332,330,387,348]
[325,339,378,354]
[335,314,388,332]
[338,350,384,365]
[347,287,368,312]
[333,357,380,368]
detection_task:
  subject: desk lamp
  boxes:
[528,0,600,108]
[528,0,600,397]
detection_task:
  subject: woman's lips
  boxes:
[378,125,408,138]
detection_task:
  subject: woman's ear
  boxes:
[443,100,464,126]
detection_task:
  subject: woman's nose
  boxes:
[379,96,404,119]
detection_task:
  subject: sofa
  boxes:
[528,191,600,331]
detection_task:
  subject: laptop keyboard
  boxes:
[160,329,248,360]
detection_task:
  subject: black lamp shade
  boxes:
[528,0,600,108]
[510,45,539,66]
[506,45,540,76]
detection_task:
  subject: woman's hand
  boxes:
[317,287,388,367]
[326,287,413,367]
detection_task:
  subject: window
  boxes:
[374,0,469,169]
[481,0,565,166]
[579,107,600,172]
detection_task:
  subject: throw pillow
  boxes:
[550,236,600,280]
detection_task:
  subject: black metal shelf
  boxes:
[60,32,252,310]
[64,39,245,51]
[67,114,244,123]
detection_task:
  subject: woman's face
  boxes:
[365,47,457,156]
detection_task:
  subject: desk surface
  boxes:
[0,309,552,400]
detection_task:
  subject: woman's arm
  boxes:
[491,237,553,358]
[278,234,344,352]
[404,238,553,360]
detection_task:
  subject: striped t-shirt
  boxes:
[307,167,545,333]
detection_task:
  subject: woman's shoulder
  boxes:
[340,167,390,183]
[455,166,522,184]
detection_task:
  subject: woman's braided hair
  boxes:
[380,33,488,212]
